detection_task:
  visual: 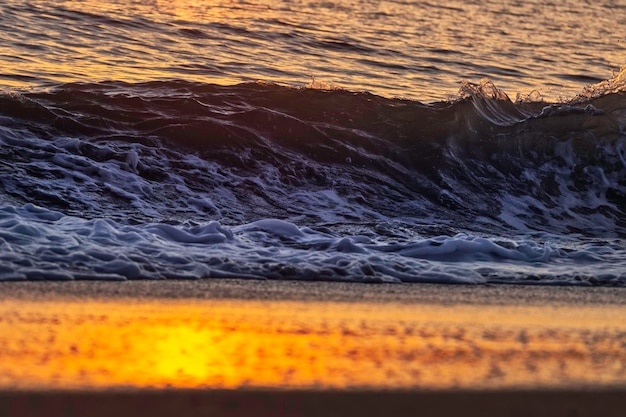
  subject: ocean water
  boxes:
[0,0,625,285]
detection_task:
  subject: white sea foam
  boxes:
[1,204,624,285]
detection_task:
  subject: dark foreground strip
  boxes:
[1,389,625,417]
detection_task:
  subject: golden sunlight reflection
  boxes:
[1,298,625,390]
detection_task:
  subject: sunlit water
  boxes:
[0,0,625,285]
[1,0,623,101]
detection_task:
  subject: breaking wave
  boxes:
[1,67,625,285]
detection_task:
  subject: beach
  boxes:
[0,280,625,416]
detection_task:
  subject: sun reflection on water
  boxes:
[0,297,625,390]
[3,0,621,100]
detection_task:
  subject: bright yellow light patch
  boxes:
[0,298,625,390]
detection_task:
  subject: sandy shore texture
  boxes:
[0,280,625,416]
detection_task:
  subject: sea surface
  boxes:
[0,0,625,285]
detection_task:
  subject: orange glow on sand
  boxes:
[1,297,625,391]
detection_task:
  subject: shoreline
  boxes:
[2,279,626,306]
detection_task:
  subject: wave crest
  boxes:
[577,65,626,101]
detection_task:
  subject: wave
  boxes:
[0,68,625,284]
[2,70,625,233]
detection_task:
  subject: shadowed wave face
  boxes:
[2,75,625,231]
[0,69,625,284]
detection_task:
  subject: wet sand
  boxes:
[3,279,626,306]
[0,280,625,416]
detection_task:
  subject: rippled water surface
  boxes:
[1,0,624,101]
